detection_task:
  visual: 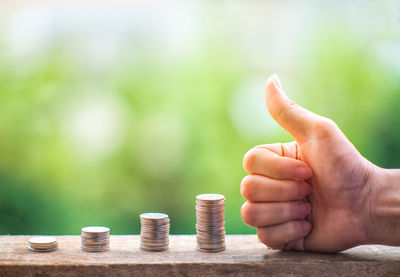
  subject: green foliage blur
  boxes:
[0,1,399,235]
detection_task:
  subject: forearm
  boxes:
[367,168,400,245]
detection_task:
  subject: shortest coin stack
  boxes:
[140,213,170,251]
[28,236,58,252]
[81,226,110,252]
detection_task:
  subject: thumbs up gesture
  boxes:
[241,74,382,252]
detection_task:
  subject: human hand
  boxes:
[240,74,391,252]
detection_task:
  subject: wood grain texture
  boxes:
[1,235,400,276]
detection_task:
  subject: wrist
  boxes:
[365,167,400,245]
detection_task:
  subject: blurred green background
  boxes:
[0,0,399,235]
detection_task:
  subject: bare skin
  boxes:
[241,74,400,252]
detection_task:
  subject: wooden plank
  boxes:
[1,235,400,276]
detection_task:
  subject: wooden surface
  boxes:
[1,235,400,276]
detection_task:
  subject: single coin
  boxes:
[28,246,58,252]
[81,226,110,233]
[140,213,169,220]
[196,194,225,201]
[29,237,57,244]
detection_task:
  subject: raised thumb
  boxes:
[265,74,322,142]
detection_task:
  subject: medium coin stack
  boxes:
[140,213,170,251]
[28,236,58,252]
[196,194,226,252]
[81,226,110,252]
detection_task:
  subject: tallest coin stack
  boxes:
[195,194,226,252]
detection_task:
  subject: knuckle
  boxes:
[257,228,274,246]
[278,183,292,201]
[283,202,297,219]
[286,183,301,201]
[243,149,258,173]
[241,202,257,226]
[274,158,285,172]
[295,181,307,199]
[275,100,297,122]
[240,175,256,200]
[287,100,298,109]
[293,201,306,218]
[271,158,289,178]
[312,117,338,137]
[286,221,303,237]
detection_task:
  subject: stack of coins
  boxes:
[140,213,170,251]
[196,194,226,252]
[28,237,58,252]
[81,226,110,252]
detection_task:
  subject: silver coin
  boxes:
[29,237,57,244]
[81,226,110,233]
[140,213,169,220]
[196,194,225,201]
[28,245,58,252]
